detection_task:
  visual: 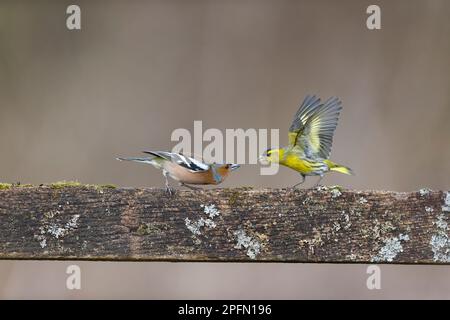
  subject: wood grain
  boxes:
[0,186,449,264]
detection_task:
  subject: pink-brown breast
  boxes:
[164,162,231,185]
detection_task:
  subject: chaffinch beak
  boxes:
[229,164,240,171]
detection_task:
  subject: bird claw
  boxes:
[313,176,324,189]
[165,186,174,196]
[314,184,328,191]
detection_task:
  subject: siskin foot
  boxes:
[313,175,324,188]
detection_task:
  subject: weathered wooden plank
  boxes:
[0,185,449,263]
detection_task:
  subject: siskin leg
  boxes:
[292,174,306,188]
[314,175,324,187]
[163,170,174,195]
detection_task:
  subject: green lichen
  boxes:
[2,181,116,190]
[0,182,39,190]
[49,181,116,190]
[50,181,83,189]
[0,183,12,190]
[228,191,240,206]
[137,224,151,235]
[137,222,169,235]
[226,187,254,206]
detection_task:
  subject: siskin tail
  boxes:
[324,160,354,175]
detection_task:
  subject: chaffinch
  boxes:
[117,150,240,194]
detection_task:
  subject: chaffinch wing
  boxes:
[117,150,240,194]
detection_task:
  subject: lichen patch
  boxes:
[430,214,450,262]
[0,183,12,190]
[185,204,220,237]
[442,192,450,212]
[298,228,324,255]
[201,204,220,219]
[330,188,342,198]
[371,233,409,262]
[45,214,80,239]
[425,206,434,213]
[233,229,261,260]
[358,197,368,205]
[34,213,80,249]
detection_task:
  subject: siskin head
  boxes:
[259,148,282,165]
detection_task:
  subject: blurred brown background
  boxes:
[0,0,449,299]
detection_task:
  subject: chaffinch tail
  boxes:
[260,95,353,187]
[117,150,240,194]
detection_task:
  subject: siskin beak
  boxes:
[259,155,270,165]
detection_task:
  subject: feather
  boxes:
[288,95,342,159]
[142,150,209,173]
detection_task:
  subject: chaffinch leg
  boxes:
[162,170,174,195]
